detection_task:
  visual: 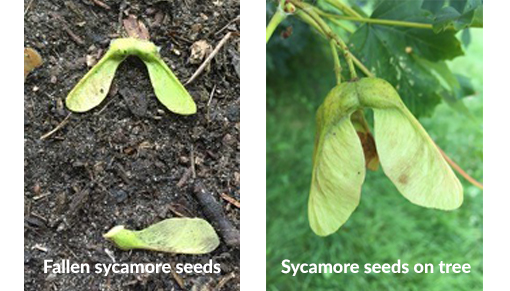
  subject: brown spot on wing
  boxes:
[398,174,409,184]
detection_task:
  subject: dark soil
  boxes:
[24,0,240,290]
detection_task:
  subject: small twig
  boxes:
[24,0,35,16]
[207,84,217,122]
[40,113,72,140]
[193,181,240,248]
[438,147,483,190]
[170,263,185,289]
[207,84,217,108]
[216,272,236,290]
[91,0,111,10]
[220,193,240,209]
[215,15,240,36]
[95,94,118,116]
[176,168,193,188]
[63,25,85,45]
[190,145,196,179]
[186,32,232,85]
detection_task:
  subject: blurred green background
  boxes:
[266,10,483,291]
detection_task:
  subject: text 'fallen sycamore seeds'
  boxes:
[309,78,463,237]
[65,38,196,115]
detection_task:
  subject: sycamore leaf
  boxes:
[430,0,483,32]
[309,83,365,236]
[357,78,463,210]
[104,218,220,254]
[349,0,464,117]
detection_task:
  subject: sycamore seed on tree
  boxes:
[65,38,196,115]
[104,217,220,255]
[309,78,463,236]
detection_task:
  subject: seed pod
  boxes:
[103,217,220,254]
[66,38,196,115]
[309,83,365,236]
[351,110,379,171]
[357,78,463,210]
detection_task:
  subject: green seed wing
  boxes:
[145,59,197,115]
[373,106,463,210]
[137,218,219,254]
[357,78,464,210]
[66,52,123,112]
[309,108,366,236]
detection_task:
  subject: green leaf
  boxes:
[104,218,220,254]
[431,0,483,32]
[66,38,196,115]
[349,0,464,116]
[422,0,445,14]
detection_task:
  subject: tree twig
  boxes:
[438,147,483,190]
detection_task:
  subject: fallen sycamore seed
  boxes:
[66,38,196,115]
[103,217,220,254]
[309,78,463,236]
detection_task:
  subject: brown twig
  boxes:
[177,168,193,188]
[185,32,232,85]
[91,0,111,10]
[63,26,85,45]
[40,113,72,140]
[216,272,236,290]
[190,145,196,179]
[438,147,483,190]
[24,0,36,16]
[170,263,185,288]
[207,84,217,122]
[220,193,240,209]
[215,15,240,36]
[193,181,240,248]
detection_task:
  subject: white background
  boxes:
[8,1,506,290]
[481,1,510,290]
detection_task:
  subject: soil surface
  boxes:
[24,1,240,290]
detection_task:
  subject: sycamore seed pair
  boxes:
[309,78,463,236]
[66,38,196,115]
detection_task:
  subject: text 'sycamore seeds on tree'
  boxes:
[66,38,196,115]
[104,218,220,255]
[309,78,463,237]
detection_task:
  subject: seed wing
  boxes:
[309,114,366,236]
[66,52,123,112]
[145,59,196,115]
[373,106,463,210]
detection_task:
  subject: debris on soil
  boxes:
[24,47,43,80]
[190,40,213,64]
[123,15,150,40]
